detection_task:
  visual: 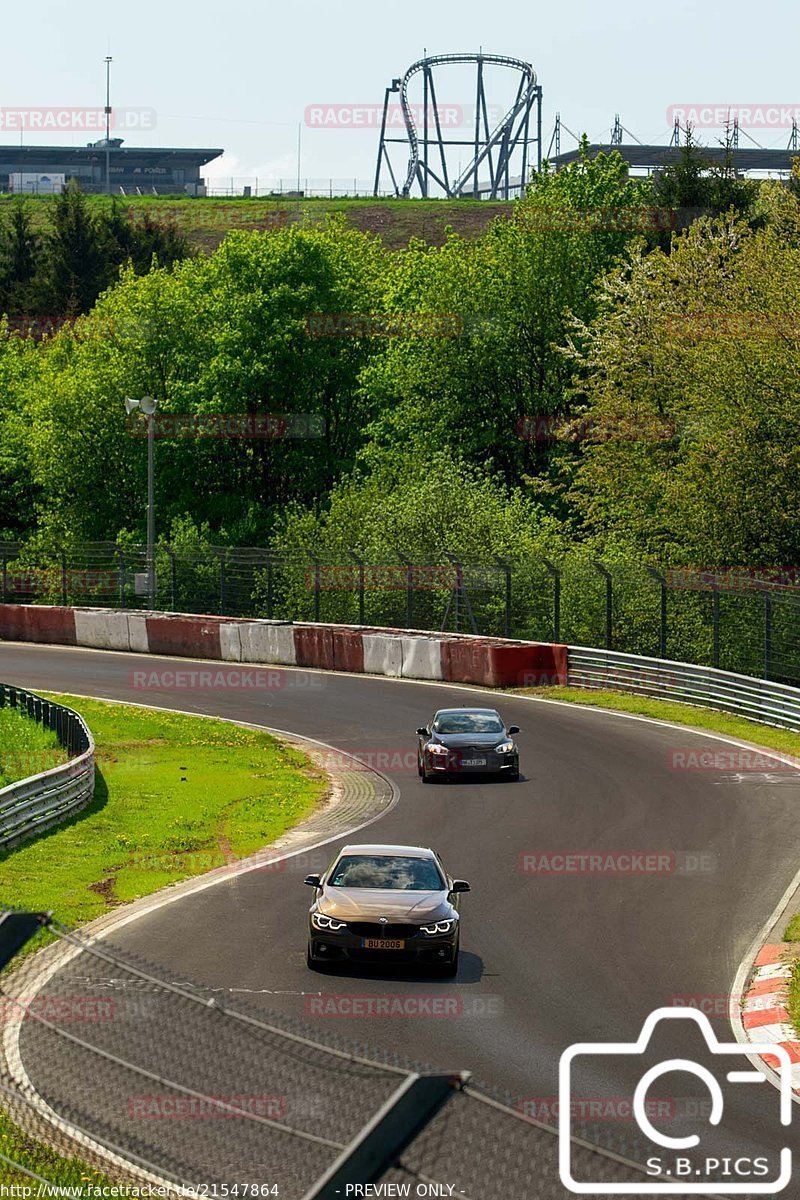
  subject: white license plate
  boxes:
[462,758,486,767]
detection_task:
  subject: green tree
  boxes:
[39,182,109,316]
[0,201,43,315]
[653,125,760,225]
[566,192,800,566]
[21,218,387,542]
[359,142,654,506]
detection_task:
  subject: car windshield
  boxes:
[433,711,504,734]
[328,855,445,890]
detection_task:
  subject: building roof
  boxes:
[550,143,799,174]
[0,144,224,165]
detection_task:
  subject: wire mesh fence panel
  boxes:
[0,923,674,1199]
[2,540,800,687]
[771,595,800,686]
[385,1086,658,1199]
[558,555,609,648]
[663,586,715,669]
[508,560,559,642]
[1,926,413,1196]
[716,591,768,679]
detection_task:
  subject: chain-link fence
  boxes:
[3,542,800,686]
[0,920,665,1198]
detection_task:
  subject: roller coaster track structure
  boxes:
[373,53,543,199]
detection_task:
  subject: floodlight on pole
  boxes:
[124,396,158,608]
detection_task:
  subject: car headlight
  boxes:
[495,741,515,754]
[420,918,457,935]
[311,912,348,931]
[427,743,450,756]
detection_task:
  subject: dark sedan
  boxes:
[305,843,470,976]
[416,707,520,782]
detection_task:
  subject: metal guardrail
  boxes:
[568,645,800,732]
[0,685,95,850]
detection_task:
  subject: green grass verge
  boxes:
[0,693,327,1186]
[1,692,326,922]
[785,917,800,1040]
[0,707,68,789]
[788,962,800,1028]
[0,1123,115,1189]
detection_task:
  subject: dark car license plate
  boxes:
[461,757,486,767]
[362,938,405,950]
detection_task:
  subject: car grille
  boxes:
[346,922,420,939]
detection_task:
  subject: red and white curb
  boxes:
[741,944,800,1088]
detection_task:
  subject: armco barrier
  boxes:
[0,684,95,850]
[567,646,800,731]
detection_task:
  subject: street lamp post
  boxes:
[125,396,158,607]
[104,56,113,196]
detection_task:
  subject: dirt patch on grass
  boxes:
[88,876,116,906]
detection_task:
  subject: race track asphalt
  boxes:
[3,641,799,1187]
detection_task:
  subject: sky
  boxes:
[2,0,799,191]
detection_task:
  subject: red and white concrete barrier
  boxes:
[0,604,568,690]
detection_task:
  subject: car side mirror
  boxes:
[451,880,471,893]
[303,874,321,887]
[416,727,430,737]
